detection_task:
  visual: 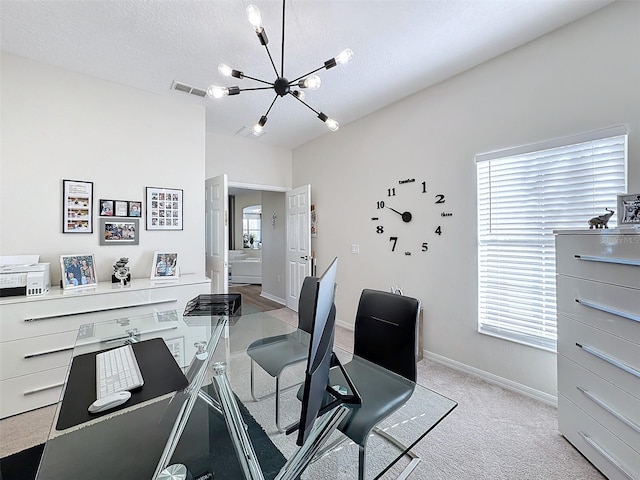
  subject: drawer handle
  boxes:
[24,382,64,395]
[577,386,640,433]
[575,298,640,323]
[24,345,74,359]
[576,343,640,378]
[24,299,178,322]
[573,254,640,267]
[577,430,635,480]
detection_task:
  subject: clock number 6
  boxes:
[390,237,398,251]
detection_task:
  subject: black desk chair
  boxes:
[246,276,318,431]
[323,289,421,480]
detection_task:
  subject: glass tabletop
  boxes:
[35,307,457,480]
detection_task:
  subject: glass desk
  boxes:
[35,308,457,480]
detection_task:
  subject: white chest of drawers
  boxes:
[0,275,210,418]
[555,229,639,480]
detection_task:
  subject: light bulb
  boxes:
[246,5,263,30]
[252,115,267,135]
[300,75,321,90]
[335,48,354,65]
[292,90,306,101]
[206,85,228,99]
[218,64,233,77]
[325,117,339,131]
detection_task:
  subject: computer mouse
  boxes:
[88,390,132,413]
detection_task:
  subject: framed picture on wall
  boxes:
[100,218,139,245]
[129,201,142,217]
[60,254,97,290]
[145,187,183,230]
[114,200,129,217]
[63,179,93,233]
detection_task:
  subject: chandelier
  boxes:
[207,1,353,135]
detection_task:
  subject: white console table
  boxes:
[0,275,211,418]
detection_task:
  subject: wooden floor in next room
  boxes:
[228,284,283,313]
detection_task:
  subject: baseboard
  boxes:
[335,318,354,330]
[259,291,286,305]
[424,350,558,407]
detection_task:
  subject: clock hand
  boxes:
[386,206,413,223]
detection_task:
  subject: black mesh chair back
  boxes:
[353,288,420,381]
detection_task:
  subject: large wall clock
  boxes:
[371,177,453,254]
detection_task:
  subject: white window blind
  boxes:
[476,127,627,351]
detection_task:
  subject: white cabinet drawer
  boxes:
[556,233,640,289]
[559,355,640,449]
[559,395,639,480]
[0,290,179,342]
[558,315,640,399]
[557,276,640,344]
[0,366,68,418]
[0,331,75,380]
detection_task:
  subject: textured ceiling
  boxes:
[1,0,613,149]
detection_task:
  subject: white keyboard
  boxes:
[96,344,144,399]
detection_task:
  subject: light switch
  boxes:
[351,244,360,254]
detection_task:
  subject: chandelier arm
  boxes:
[265,95,279,117]
[289,66,325,84]
[281,0,286,77]
[241,75,274,86]
[288,91,320,115]
[238,86,276,92]
[263,43,280,78]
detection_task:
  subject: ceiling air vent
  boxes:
[171,81,207,98]
[235,126,266,138]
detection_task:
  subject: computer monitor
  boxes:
[294,257,338,446]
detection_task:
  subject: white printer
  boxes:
[0,255,50,297]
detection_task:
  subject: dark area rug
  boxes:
[0,386,285,480]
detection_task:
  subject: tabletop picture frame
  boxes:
[63,179,93,233]
[146,187,183,230]
[617,193,640,226]
[150,251,179,280]
[100,218,139,245]
[60,254,97,290]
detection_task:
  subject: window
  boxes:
[476,127,627,351]
[243,205,261,248]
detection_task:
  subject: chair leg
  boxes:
[358,444,366,480]
[250,358,260,402]
[275,375,284,432]
[373,427,421,480]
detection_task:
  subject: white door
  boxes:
[205,174,228,293]
[286,184,312,311]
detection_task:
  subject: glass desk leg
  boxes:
[211,361,266,480]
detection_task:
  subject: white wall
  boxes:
[292,1,640,398]
[205,132,292,189]
[261,191,286,302]
[0,53,207,284]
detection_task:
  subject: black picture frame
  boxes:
[129,201,142,217]
[114,200,129,217]
[99,199,114,216]
[145,187,183,230]
[63,179,93,233]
